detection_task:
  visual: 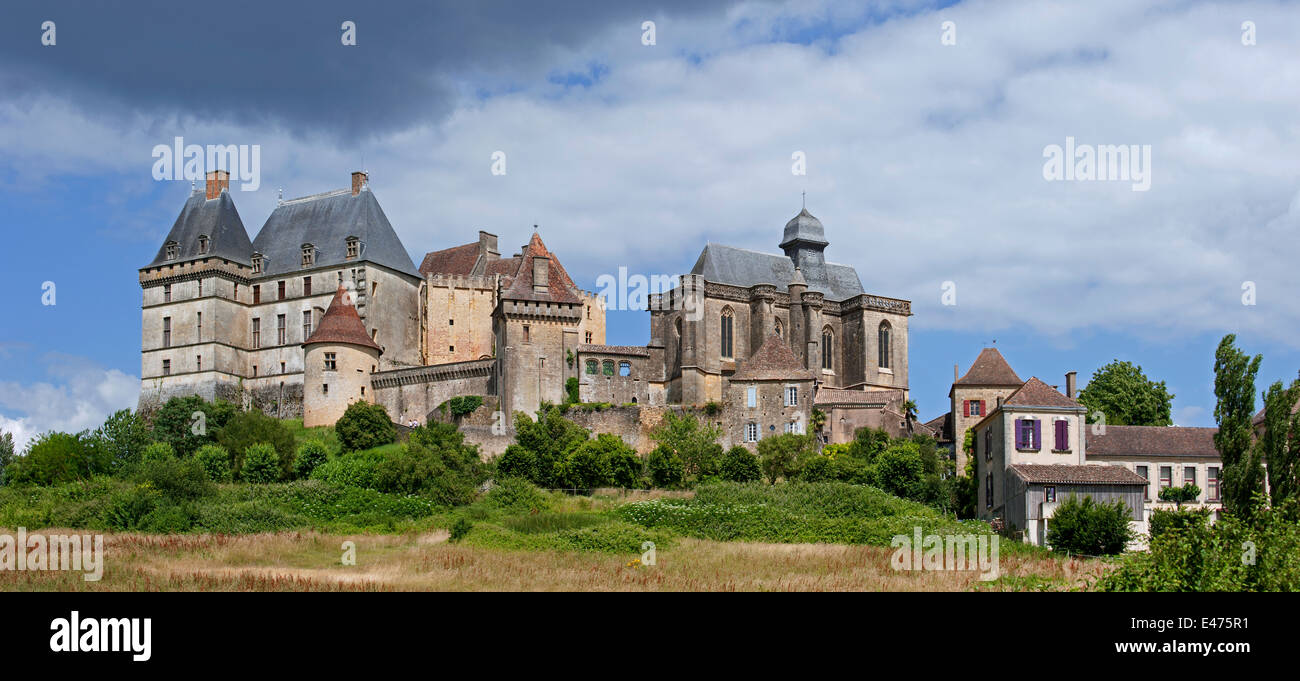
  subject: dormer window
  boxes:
[165,241,179,260]
[346,237,359,260]
[301,244,315,267]
[251,253,263,274]
[197,234,210,255]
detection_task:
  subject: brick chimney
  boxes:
[954,363,959,383]
[1065,371,1077,399]
[205,169,230,200]
[478,230,499,259]
[351,171,368,196]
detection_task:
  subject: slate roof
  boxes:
[577,345,650,357]
[144,190,253,268]
[780,208,829,249]
[1003,377,1081,409]
[691,243,865,302]
[1087,425,1220,459]
[1010,464,1148,485]
[498,233,582,304]
[303,286,382,352]
[731,334,814,381]
[954,348,1022,386]
[251,188,420,279]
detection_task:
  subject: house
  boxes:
[1087,425,1224,520]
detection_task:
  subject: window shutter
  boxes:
[1032,419,1041,450]
[1013,419,1023,448]
[979,400,986,416]
[1055,420,1067,450]
[963,400,970,417]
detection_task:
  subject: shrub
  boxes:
[9,432,104,485]
[564,377,580,405]
[495,445,537,481]
[105,486,160,531]
[485,477,550,514]
[447,396,484,418]
[605,447,643,489]
[870,442,925,499]
[91,409,151,473]
[293,440,330,479]
[194,444,232,483]
[719,446,761,483]
[757,434,813,484]
[140,441,176,463]
[512,407,590,488]
[649,411,722,479]
[136,456,215,502]
[449,518,473,543]
[555,437,615,490]
[216,410,296,478]
[1045,495,1133,556]
[1149,507,1211,540]
[240,444,282,484]
[647,446,684,488]
[311,451,383,489]
[335,402,396,452]
[373,423,488,505]
[149,396,236,457]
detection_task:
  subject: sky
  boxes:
[1,0,1298,450]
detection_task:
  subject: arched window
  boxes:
[720,307,734,359]
[878,321,892,369]
[602,360,615,376]
[619,361,631,377]
[774,318,784,339]
[821,326,834,371]
[585,359,598,374]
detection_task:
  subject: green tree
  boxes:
[847,427,891,464]
[1046,495,1134,556]
[92,409,151,473]
[1213,335,1266,519]
[513,406,590,488]
[757,433,813,484]
[216,410,296,478]
[1077,360,1174,426]
[9,432,105,485]
[376,422,487,505]
[495,444,538,482]
[0,430,14,487]
[334,401,397,452]
[240,444,281,484]
[1158,483,1202,510]
[719,446,762,483]
[149,396,236,457]
[1257,378,1300,508]
[871,441,925,499]
[293,440,330,479]
[649,411,722,479]
[555,435,617,490]
[646,446,684,488]
[141,441,176,462]
[194,444,233,483]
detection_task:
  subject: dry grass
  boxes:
[0,528,1106,592]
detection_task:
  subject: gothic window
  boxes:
[821,326,833,371]
[774,318,783,339]
[878,321,892,369]
[301,244,315,267]
[720,307,734,359]
[586,359,598,374]
[165,241,179,260]
[602,360,615,376]
[197,234,209,255]
[619,361,631,377]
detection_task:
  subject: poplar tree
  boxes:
[1257,378,1300,509]
[1212,335,1265,518]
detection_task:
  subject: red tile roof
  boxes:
[954,348,1022,386]
[499,232,582,304]
[1252,395,1300,426]
[1003,377,1080,409]
[731,334,814,381]
[577,344,650,357]
[1087,425,1219,459]
[814,387,903,406]
[1010,463,1148,485]
[418,241,480,276]
[303,286,382,353]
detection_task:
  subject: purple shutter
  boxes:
[1013,419,1023,448]
[1031,419,1041,450]
[1055,420,1067,450]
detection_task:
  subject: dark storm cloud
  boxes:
[0,0,738,143]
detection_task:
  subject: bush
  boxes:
[446,396,484,418]
[293,440,330,479]
[335,402,396,452]
[870,442,925,499]
[564,377,580,405]
[135,456,215,502]
[140,441,176,463]
[9,432,106,485]
[373,423,488,505]
[554,437,614,490]
[719,446,761,483]
[149,396,236,458]
[605,446,643,489]
[484,477,550,514]
[757,434,813,484]
[495,445,537,481]
[105,486,160,531]
[1045,495,1133,556]
[1149,507,1211,540]
[240,444,282,484]
[512,407,590,488]
[649,412,722,479]
[216,410,296,478]
[311,451,383,489]
[449,518,473,543]
[194,444,232,483]
[91,409,152,474]
[647,446,684,488]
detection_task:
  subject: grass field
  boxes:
[0,527,1107,591]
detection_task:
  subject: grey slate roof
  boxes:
[251,188,420,279]
[690,243,865,302]
[780,208,828,249]
[144,190,253,268]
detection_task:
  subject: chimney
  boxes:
[205,169,230,200]
[1065,371,1077,399]
[532,256,550,294]
[478,230,499,259]
[351,171,368,196]
[954,363,959,383]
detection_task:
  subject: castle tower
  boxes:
[303,286,383,427]
[786,266,807,366]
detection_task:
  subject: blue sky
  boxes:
[2,0,1299,447]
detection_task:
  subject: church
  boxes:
[138,169,912,453]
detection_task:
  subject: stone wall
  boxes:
[370,359,494,426]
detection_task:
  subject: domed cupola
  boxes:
[780,203,829,271]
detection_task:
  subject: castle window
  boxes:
[324,352,336,371]
[252,318,260,348]
[162,359,171,376]
[252,365,257,376]
[619,361,631,377]
[449,346,455,353]
[252,285,260,304]
[877,321,892,369]
[785,386,798,407]
[251,254,263,274]
[303,310,312,339]
[586,359,597,374]
[196,312,202,339]
[163,284,172,303]
[323,384,329,394]
[303,277,312,297]
[346,237,359,260]
[196,355,201,371]
[720,307,734,359]
[449,319,454,326]
[278,281,286,300]
[360,386,365,396]
[165,241,179,260]
[747,386,756,408]
[277,314,286,345]
[280,361,285,373]
[198,235,209,255]
[301,244,315,267]
[775,318,783,339]
[821,327,833,371]
[745,422,758,443]
[198,279,203,296]
[162,317,171,348]
[603,360,615,376]
[523,325,530,343]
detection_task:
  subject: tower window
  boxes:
[277,314,286,345]
[252,318,261,349]
[720,307,735,359]
[162,359,171,376]
[878,322,892,369]
[165,241,179,260]
[162,317,171,348]
[301,244,315,267]
[303,310,313,339]
[278,281,286,300]
[198,235,209,254]
[324,352,337,371]
[346,237,359,260]
[303,276,312,297]
[251,254,263,274]
[163,284,172,303]
[523,325,530,343]
[252,285,260,304]
[821,327,833,370]
[196,312,202,338]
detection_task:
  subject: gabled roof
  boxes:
[954,348,1022,386]
[144,190,253,268]
[814,387,902,406]
[303,286,382,353]
[1010,464,1148,485]
[690,243,865,302]
[499,233,582,304]
[1087,425,1219,459]
[251,188,420,279]
[924,412,953,441]
[731,334,814,381]
[419,241,481,277]
[1003,377,1080,409]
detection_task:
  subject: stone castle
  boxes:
[139,170,912,454]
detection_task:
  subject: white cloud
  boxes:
[0,354,139,452]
